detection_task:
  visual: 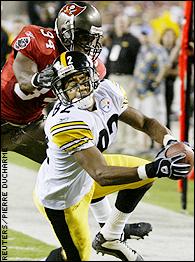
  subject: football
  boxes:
[165,142,194,179]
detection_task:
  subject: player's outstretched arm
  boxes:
[73,146,191,186]
[119,106,174,146]
[119,107,194,153]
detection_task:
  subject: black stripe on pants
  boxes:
[45,207,81,261]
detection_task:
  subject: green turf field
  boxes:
[142,177,194,215]
[7,229,56,261]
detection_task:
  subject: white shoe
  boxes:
[92,232,144,261]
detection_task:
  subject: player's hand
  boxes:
[145,153,191,179]
[163,140,194,155]
[31,65,55,89]
[183,141,194,152]
[163,134,194,153]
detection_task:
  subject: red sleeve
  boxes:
[94,58,107,80]
[11,25,57,66]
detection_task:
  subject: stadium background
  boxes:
[1,1,194,261]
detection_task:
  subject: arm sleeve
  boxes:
[11,25,55,65]
[12,25,39,63]
[50,120,95,154]
[104,79,129,115]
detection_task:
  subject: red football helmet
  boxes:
[55,1,103,61]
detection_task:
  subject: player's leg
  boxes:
[33,185,95,261]
[13,117,47,163]
[92,154,154,240]
[92,154,155,260]
[90,197,112,228]
[1,117,47,164]
[1,121,23,150]
[99,182,153,238]
[90,195,152,240]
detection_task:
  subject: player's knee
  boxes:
[115,183,153,213]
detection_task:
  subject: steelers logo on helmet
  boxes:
[55,1,103,61]
[51,51,100,110]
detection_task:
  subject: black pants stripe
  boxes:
[45,207,81,261]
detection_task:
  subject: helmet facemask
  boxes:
[74,28,103,61]
[52,63,100,110]
[55,2,103,61]
[55,20,103,61]
[55,14,75,51]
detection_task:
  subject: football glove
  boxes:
[163,134,178,147]
[146,153,191,179]
[31,65,55,90]
[161,138,194,156]
[183,141,194,152]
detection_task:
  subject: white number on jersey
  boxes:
[40,29,55,50]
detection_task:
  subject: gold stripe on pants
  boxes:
[63,184,95,261]
[92,154,155,199]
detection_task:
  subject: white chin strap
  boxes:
[73,93,94,110]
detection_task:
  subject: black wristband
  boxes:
[145,162,156,178]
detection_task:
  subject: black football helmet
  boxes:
[51,51,100,109]
[55,1,103,61]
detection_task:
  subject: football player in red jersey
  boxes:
[1,1,106,162]
[1,1,152,251]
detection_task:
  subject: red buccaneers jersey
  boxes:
[1,25,106,125]
[1,25,60,124]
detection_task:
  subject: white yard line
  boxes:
[8,246,36,251]
[8,258,44,261]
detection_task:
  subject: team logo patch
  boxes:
[14,37,31,50]
[99,98,111,112]
[61,3,87,17]
[161,166,169,174]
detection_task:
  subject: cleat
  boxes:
[100,222,152,241]
[45,247,65,261]
[123,222,152,241]
[92,232,144,261]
